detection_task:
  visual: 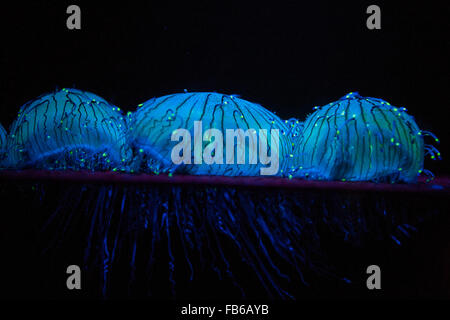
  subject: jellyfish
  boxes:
[292,92,440,183]
[128,92,294,176]
[6,88,132,170]
[0,89,445,300]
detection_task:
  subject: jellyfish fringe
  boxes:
[1,173,446,299]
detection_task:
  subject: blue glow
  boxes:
[291,92,438,183]
[1,89,440,182]
[128,92,294,176]
[0,89,444,298]
[5,88,131,170]
[0,122,7,165]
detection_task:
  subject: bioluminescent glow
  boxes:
[2,89,439,182]
[0,88,444,299]
[5,88,131,170]
[292,92,439,183]
[128,92,295,176]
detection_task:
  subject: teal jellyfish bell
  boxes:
[6,88,132,170]
[293,92,427,183]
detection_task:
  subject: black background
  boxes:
[0,0,449,305]
[0,0,448,174]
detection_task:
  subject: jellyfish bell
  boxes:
[293,92,430,183]
[128,92,294,176]
[5,88,132,171]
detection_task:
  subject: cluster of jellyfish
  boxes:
[0,88,441,182]
[0,88,442,298]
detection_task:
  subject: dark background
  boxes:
[0,0,449,303]
[0,0,448,174]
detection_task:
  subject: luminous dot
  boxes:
[398,168,402,171]
[139,149,144,153]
